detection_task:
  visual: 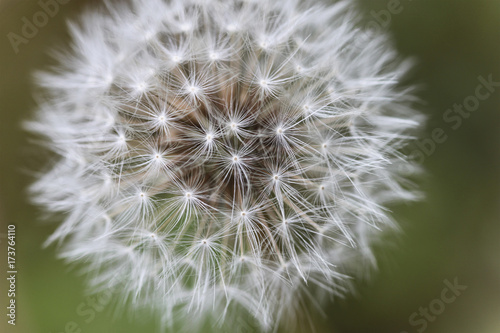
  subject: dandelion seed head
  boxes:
[27,0,423,331]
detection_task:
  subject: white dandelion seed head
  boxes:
[27,0,423,331]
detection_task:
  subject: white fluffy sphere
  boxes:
[27,0,422,331]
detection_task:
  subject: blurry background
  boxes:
[0,0,499,332]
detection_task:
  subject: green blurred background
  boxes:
[1,0,499,332]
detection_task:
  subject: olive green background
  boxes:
[1,0,499,332]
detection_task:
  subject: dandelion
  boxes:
[27,0,422,331]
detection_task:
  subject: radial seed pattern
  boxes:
[28,0,421,330]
